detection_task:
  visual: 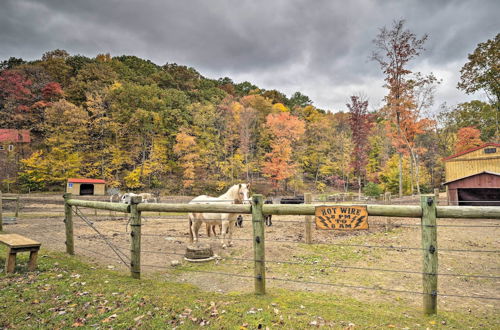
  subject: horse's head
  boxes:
[236,183,251,204]
[120,193,132,204]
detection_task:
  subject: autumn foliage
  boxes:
[455,127,483,153]
[0,43,496,194]
[262,112,305,188]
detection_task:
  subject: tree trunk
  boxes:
[358,175,362,200]
[409,154,414,196]
[415,154,421,194]
[398,152,403,198]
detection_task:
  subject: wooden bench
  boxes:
[0,234,41,273]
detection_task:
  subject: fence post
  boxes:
[434,188,440,205]
[0,191,3,232]
[420,194,438,315]
[252,194,266,295]
[15,196,19,218]
[130,196,142,279]
[304,193,312,244]
[63,193,74,255]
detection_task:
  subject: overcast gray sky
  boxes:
[1,0,498,112]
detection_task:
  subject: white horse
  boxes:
[189,183,250,248]
[120,192,157,204]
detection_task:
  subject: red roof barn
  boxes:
[0,129,31,143]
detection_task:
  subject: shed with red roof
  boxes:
[66,178,106,196]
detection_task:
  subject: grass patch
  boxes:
[0,246,497,328]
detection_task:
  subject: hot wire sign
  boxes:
[315,205,369,230]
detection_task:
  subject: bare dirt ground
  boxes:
[2,193,499,317]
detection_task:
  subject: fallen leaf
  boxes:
[134,315,145,322]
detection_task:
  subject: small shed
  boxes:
[66,178,106,196]
[443,171,500,206]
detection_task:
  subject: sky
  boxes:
[1,0,498,112]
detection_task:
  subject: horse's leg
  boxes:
[206,223,211,237]
[193,221,202,243]
[221,221,228,248]
[228,220,234,247]
[188,215,194,243]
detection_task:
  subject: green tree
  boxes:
[458,34,499,105]
[448,100,498,141]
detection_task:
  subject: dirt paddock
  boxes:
[2,194,499,317]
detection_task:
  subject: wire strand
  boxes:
[137,250,500,279]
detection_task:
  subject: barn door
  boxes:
[457,188,500,206]
[80,184,95,196]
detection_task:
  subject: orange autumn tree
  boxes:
[455,127,483,153]
[173,130,198,190]
[262,112,305,189]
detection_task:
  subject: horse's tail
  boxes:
[188,215,194,243]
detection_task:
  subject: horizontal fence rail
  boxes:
[137,203,250,213]
[67,199,130,213]
[62,193,500,316]
[69,199,500,219]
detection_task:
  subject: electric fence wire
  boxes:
[138,233,500,253]
[135,249,500,279]
[72,207,130,267]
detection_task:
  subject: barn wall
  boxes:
[66,182,81,195]
[448,188,458,205]
[94,184,105,196]
[446,173,500,189]
[444,146,500,182]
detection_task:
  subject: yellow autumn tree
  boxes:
[173,130,198,189]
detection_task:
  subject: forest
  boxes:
[0,23,498,196]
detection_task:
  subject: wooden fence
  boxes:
[63,193,500,315]
[0,191,21,231]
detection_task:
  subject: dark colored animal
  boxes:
[279,195,304,204]
[236,215,243,228]
[264,199,273,226]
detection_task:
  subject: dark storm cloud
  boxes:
[1,0,498,110]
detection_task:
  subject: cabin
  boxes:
[0,129,31,183]
[443,143,500,206]
[66,178,106,196]
[0,129,31,152]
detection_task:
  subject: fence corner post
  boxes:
[63,193,74,255]
[251,194,266,295]
[420,194,438,315]
[304,193,312,244]
[130,196,142,279]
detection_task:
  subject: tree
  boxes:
[40,49,72,87]
[173,130,198,190]
[457,34,500,139]
[372,19,428,197]
[458,34,499,105]
[0,57,25,70]
[347,95,372,198]
[455,127,483,153]
[262,112,305,189]
[447,100,498,141]
[0,70,33,128]
[288,91,312,108]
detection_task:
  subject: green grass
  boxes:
[0,246,498,329]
